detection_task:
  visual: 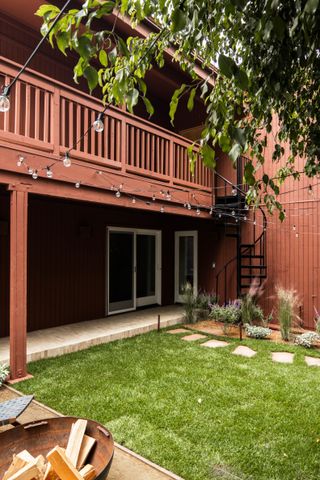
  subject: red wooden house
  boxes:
[0,1,318,381]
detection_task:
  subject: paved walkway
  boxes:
[0,386,183,480]
[0,306,184,364]
[168,329,320,366]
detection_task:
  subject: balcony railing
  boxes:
[0,58,213,191]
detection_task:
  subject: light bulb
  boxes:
[93,114,104,133]
[160,206,164,213]
[152,194,156,201]
[210,208,213,215]
[132,197,136,204]
[28,168,33,175]
[308,185,314,197]
[63,152,71,167]
[296,233,299,238]
[187,203,192,210]
[115,190,121,198]
[17,155,24,167]
[196,208,200,216]
[75,182,80,188]
[0,93,10,112]
[232,210,235,216]
[32,170,38,179]
[235,218,238,223]
[253,220,256,226]
[166,191,171,200]
[244,216,247,221]
[245,204,249,210]
[218,213,222,218]
[293,225,296,231]
[232,187,237,196]
[46,167,53,178]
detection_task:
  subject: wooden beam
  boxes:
[79,465,96,480]
[66,419,87,467]
[9,190,28,380]
[47,447,84,480]
[77,435,96,469]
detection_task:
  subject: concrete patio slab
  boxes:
[305,356,320,367]
[0,306,184,364]
[232,346,257,358]
[0,386,183,480]
[271,352,294,364]
[200,339,229,348]
[167,328,190,334]
[181,334,207,341]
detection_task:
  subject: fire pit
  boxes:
[0,417,114,480]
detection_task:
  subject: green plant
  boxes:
[210,301,242,330]
[182,282,197,324]
[0,364,9,386]
[314,307,320,334]
[295,332,319,348]
[241,278,265,325]
[276,287,300,341]
[244,324,272,339]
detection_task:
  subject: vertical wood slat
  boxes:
[25,84,31,138]
[136,128,140,168]
[14,82,21,135]
[43,91,50,143]
[34,87,40,140]
[76,104,81,153]
[103,114,109,160]
[141,130,145,170]
[52,87,60,155]
[146,133,150,171]
[90,110,95,155]
[130,126,135,166]
[116,119,121,163]
[120,118,127,172]
[83,107,88,154]
[151,135,155,173]
[110,117,115,161]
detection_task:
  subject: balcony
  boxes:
[0,57,213,207]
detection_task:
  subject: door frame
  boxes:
[106,227,161,315]
[174,230,198,303]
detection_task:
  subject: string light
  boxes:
[232,210,235,216]
[115,190,121,198]
[17,155,24,167]
[293,224,296,231]
[75,181,81,188]
[160,206,165,213]
[308,185,314,197]
[0,87,10,112]
[93,113,104,133]
[296,233,299,238]
[244,216,247,221]
[63,152,71,168]
[166,190,171,200]
[253,220,256,225]
[231,187,237,196]
[28,167,33,175]
[132,197,136,204]
[32,170,38,180]
[46,167,53,178]
[187,203,192,210]
[152,194,156,201]
[218,213,222,218]
[196,208,200,216]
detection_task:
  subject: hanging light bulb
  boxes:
[166,190,171,200]
[119,183,123,190]
[231,187,237,196]
[187,203,192,210]
[46,167,53,178]
[32,170,38,180]
[218,213,222,218]
[296,233,299,238]
[75,181,81,188]
[160,206,165,213]
[152,194,156,201]
[0,87,10,112]
[63,152,71,168]
[245,204,249,210]
[308,185,314,197]
[293,224,296,231]
[235,218,239,223]
[196,208,200,216]
[210,207,213,215]
[244,216,247,221]
[17,155,24,167]
[93,113,104,133]
[115,190,121,198]
[232,210,235,216]
[28,167,33,175]
[132,197,136,204]
[253,220,256,226]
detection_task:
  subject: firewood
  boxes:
[6,462,40,480]
[77,435,96,469]
[65,419,88,467]
[16,452,35,464]
[47,446,84,480]
[3,456,28,480]
[79,465,96,480]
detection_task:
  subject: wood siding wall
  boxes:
[0,194,226,337]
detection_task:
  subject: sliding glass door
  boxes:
[175,231,198,303]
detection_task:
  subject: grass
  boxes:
[14,328,320,480]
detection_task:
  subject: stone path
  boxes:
[167,328,320,366]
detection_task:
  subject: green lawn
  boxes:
[15,328,320,480]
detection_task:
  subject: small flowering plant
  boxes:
[244,324,272,339]
[0,364,9,386]
[295,332,319,349]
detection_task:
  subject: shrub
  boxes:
[210,301,242,325]
[241,295,264,325]
[276,287,299,341]
[244,323,272,339]
[295,332,319,348]
[0,364,9,386]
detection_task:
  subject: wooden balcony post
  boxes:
[9,189,29,381]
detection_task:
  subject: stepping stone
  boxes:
[182,334,207,341]
[271,352,294,364]
[305,356,320,367]
[232,346,257,358]
[167,328,190,334]
[200,339,229,348]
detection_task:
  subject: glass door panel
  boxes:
[137,234,156,300]
[108,231,135,313]
[175,231,197,302]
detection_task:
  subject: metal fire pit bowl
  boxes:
[0,417,114,479]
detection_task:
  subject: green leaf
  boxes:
[229,143,242,163]
[187,88,196,112]
[244,161,255,186]
[169,84,186,125]
[262,174,269,185]
[76,36,93,60]
[201,144,216,168]
[99,49,108,67]
[83,66,98,92]
[126,88,139,113]
[232,127,246,148]
[35,4,60,17]
[304,0,319,13]
[142,96,154,117]
[218,54,237,79]
[171,8,187,33]
[56,32,69,56]
[279,210,286,222]
[235,69,249,90]
[118,37,129,57]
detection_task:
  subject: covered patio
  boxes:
[0,306,184,365]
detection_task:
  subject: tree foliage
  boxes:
[37,0,320,217]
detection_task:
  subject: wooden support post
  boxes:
[157,314,161,332]
[9,190,28,381]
